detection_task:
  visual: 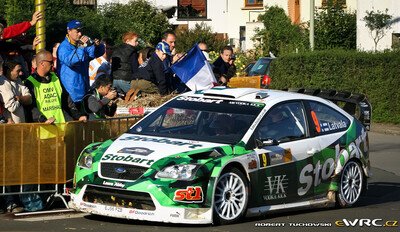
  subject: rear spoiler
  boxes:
[284,88,372,131]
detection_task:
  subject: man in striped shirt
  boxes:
[88,39,113,86]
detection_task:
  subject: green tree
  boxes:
[175,23,228,53]
[1,0,170,49]
[314,0,356,50]
[363,9,392,52]
[99,0,171,46]
[254,6,308,56]
[4,0,33,26]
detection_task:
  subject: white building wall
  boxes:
[357,0,400,51]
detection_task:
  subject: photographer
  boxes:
[83,74,117,120]
[57,19,105,113]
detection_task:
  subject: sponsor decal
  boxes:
[335,219,398,227]
[102,181,124,188]
[176,96,223,104]
[258,153,269,168]
[101,154,154,166]
[174,186,203,203]
[170,212,181,218]
[117,147,154,156]
[298,158,335,196]
[320,120,347,132]
[334,130,367,175]
[104,205,123,212]
[263,175,288,200]
[248,159,257,169]
[284,149,292,162]
[119,135,203,149]
[270,153,283,161]
[228,101,265,107]
[128,209,155,216]
[80,202,97,208]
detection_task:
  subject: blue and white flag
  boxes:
[171,44,217,91]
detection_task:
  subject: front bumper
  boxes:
[70,185,213,224]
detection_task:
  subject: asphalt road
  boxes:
[1,132,399,232]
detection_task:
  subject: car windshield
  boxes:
[248,58,272,76]
[129,96,265,144]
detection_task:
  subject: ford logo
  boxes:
[115,167,127,174]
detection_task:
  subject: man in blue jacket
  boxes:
[57,20,105,108]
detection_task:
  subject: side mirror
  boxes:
[256,138,279,148]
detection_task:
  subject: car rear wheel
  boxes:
[337,160,363,207]
[213,168,248,225]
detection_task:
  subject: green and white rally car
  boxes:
[70,87,371,225]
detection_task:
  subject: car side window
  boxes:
[308,101,350,135]
[257,102,307,143]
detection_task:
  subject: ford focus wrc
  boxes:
[70,87,371,225]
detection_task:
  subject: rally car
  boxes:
[70,87,371,225]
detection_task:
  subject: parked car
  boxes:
[70,87,371,225]
[245,57,274,88]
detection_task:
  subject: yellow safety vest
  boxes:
[27,73,65,123]
[27,73,65,139]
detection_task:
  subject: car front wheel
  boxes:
[213,168,248,225]
[337,160,364,207]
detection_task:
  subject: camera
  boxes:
[78,36,93,47]
[110,87,125,99]
[230,54,236,60]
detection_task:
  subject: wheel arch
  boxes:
[210,161,250,224]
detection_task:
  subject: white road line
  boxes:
[14,213,89,222]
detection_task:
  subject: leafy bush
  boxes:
[254,6,308,56]
[270,50,400,123]
[99,0,171,46]
[175,23,228,53]
[314,1,356,50]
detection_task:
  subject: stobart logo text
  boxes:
[101,154,154,166]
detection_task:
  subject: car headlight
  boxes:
[155,164,200,180]
[78,153,93,169]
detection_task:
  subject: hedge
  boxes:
[269,50,400,124]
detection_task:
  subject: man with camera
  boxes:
[82,74,117,120]
[212,45,237,86]
[57,20,105,119]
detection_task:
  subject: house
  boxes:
[357,0,400,51]
[97,0,399,52]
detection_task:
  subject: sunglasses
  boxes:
[42,60,54,65]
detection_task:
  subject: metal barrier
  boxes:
[0,116,141,205]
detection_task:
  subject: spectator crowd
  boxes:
[0,10,238,213]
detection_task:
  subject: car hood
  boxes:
[100,133,227,168]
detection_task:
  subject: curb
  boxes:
[370,123,400,136]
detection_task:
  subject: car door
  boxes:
[248,101,322,208]
[300,100,352,198]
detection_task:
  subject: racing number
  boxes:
[258,153,268,168]
[311,111,321,133]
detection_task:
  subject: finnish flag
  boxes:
[171,44,217,91]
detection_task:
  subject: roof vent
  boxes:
[256,92,269,99]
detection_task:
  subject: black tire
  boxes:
[336,160,364,207]
[213,168,249,225]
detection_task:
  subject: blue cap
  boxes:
[67,20,83,30]
[156,41,172,56]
